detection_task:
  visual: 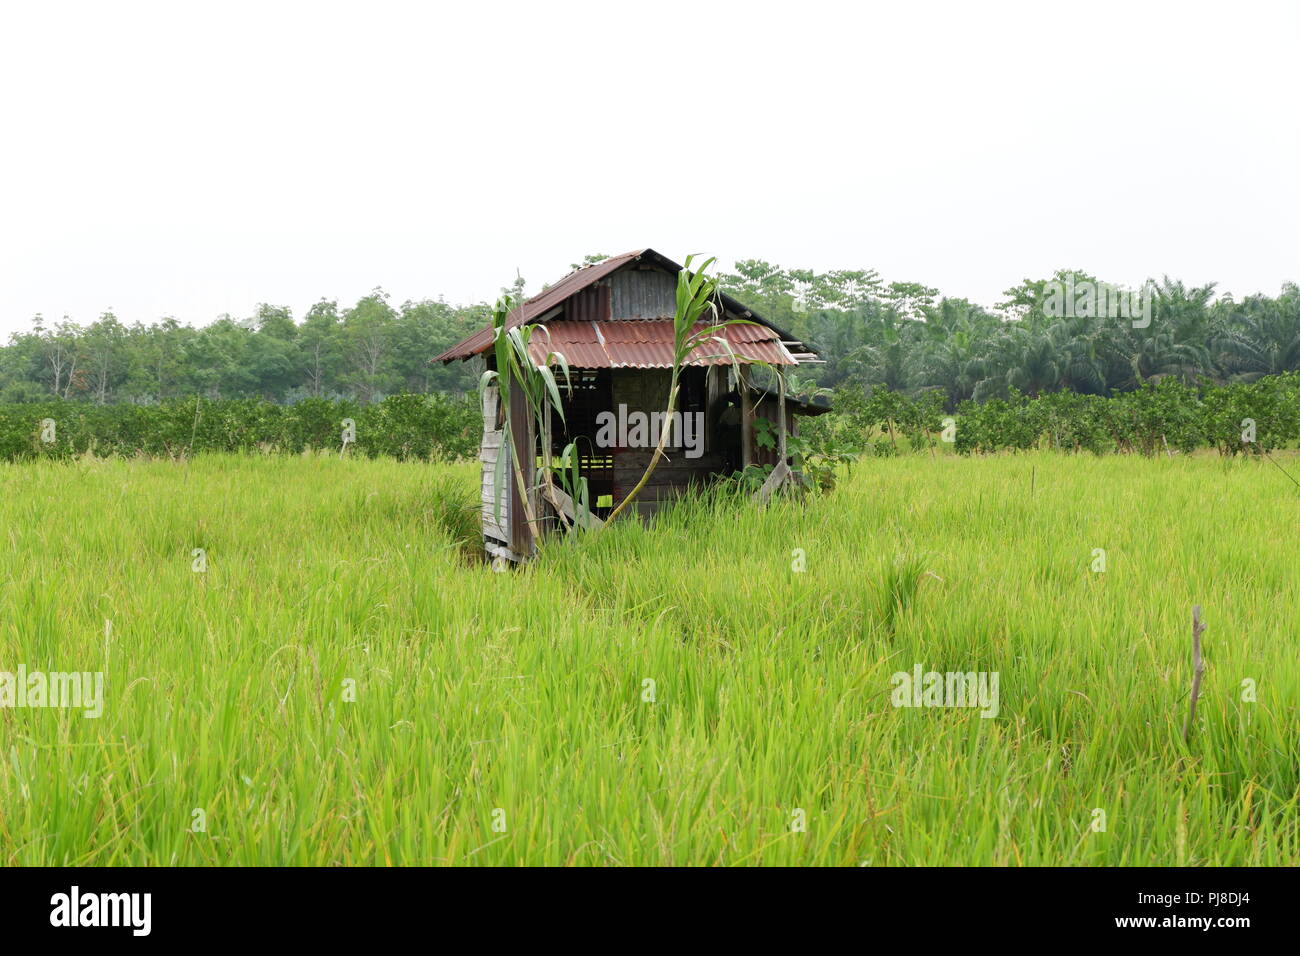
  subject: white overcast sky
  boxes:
[1,0,1296,337]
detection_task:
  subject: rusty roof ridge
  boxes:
[431,247,816,364]
[518,249,644,307]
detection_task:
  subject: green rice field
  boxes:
[0,452,1296,865]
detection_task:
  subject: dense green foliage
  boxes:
[4,256,1295,470]
[721,263,1300,403]
[0,394,479,462]
[805,373,1300,459]
[2,454,1295,864]
[0,292,489,404]
[3,372,1297,466]
[3,260,1295,411]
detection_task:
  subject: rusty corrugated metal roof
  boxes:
[525,320,797,368]
[432,248,816,365]
[433,250,645,362]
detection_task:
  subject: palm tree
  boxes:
[1003,327,1062,397]
[1212,289,1300,381]
[845,320,911,391]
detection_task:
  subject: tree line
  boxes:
[722,262,1300,408]
[0,291,490,405]
[1,259,1296,410]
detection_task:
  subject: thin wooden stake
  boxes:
[777,368,788,468]
[1182,605,1206,743]
[739,366,753,469]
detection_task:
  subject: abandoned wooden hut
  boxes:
[432,248,829,562]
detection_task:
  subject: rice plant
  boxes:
[0,450,1295,865]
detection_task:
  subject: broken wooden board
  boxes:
[544,482,605,531]
[753,459,793,504]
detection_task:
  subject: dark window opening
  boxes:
[548,368,615,517]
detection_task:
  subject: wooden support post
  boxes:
[739,365,753,469]
[540,389,553,537]
[507,376,536,559]
[777,368,788,467]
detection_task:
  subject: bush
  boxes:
[826,373,1300,458]
[0,394,481,462]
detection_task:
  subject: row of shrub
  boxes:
[809,373,1300,457]
[7,373,1297,466]
[0,394,481,462]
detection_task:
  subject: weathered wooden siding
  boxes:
[479,385,513,557]
[610,266,676,320]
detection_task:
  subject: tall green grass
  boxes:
[0,451,1295,865]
